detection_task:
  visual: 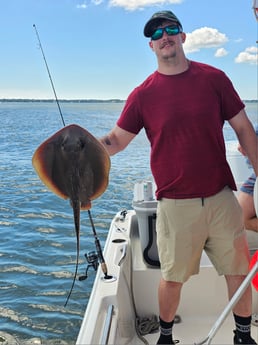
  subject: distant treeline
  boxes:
[0,98,125,103]
[0,98,257,103]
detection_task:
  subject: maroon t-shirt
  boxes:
[117,61,244,200]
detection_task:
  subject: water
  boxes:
[0,101,152,344]
[0,101,257,344]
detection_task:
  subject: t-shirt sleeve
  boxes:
[219,71,245,120]
[117,87,144,135]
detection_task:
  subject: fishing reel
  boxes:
[79,210,112,281]
[79,251,99,281]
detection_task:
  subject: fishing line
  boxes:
[33,24,66,127]
[33,24,110,306]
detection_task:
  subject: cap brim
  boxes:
[144,16,182,37]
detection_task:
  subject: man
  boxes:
[100,10,258,345]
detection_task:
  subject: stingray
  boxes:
[32,124,110,306]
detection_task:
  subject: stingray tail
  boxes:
[64,199,80,307]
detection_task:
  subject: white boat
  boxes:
[76,143,258,345]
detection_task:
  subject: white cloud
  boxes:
[77,0,103,8]
[184,27,228,54]
[235,46,258,65]
[92,0,103,4]
[108,0,182,11]
[246,46,258,54]
[215,47,228,58]
[77,3,87,9]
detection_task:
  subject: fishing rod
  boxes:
[33,24,66,127]
[78,210,113,282]
[33,24,110,302]
[87,210,109,278]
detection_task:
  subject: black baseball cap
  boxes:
[144,10,183,37]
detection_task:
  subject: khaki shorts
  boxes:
[156,187,250,282]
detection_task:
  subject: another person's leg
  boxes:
[238,191,258,232]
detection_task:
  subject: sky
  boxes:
[1,0,258,100]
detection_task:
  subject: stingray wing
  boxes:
[81,132,110,204]
[32,135,69,200]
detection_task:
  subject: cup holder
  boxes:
[112,239,126,243]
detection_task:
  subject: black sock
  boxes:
[233,313,252,341]
[157,317,174,345]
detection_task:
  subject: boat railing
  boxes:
[100,304,114,345]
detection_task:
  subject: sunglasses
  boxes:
[151,25,182,41]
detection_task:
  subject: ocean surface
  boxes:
[0,101,257,344]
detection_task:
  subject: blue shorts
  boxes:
[240,172,256,196]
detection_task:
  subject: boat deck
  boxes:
[76,209,258,345]
[127,318,236,345]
